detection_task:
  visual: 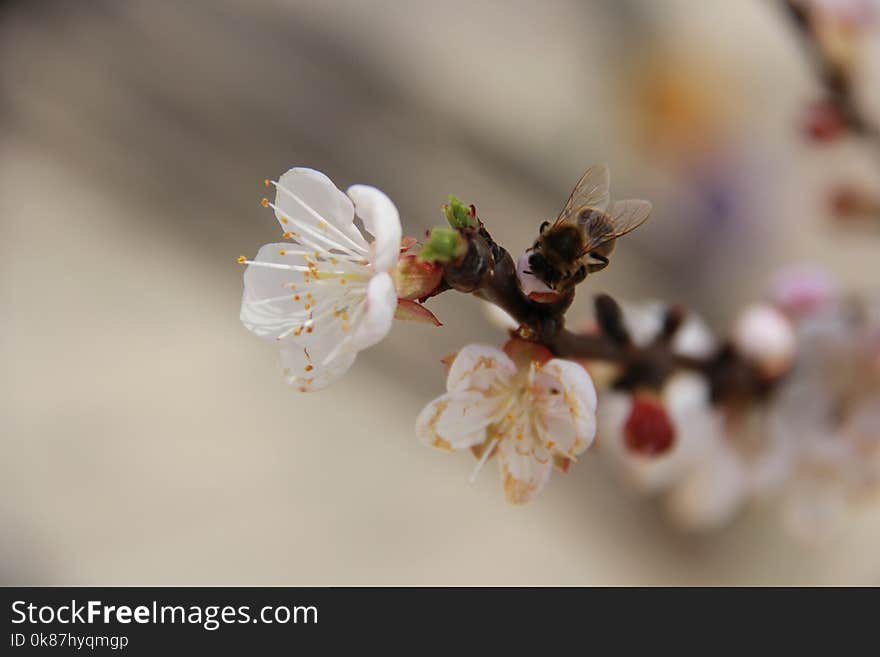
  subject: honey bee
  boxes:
[526,165,652,292]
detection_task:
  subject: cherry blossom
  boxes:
[417,341,597,504]
[240,168,401,391]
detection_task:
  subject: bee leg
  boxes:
[571,264,588,285]
[539,221,550,234]
[586,252,609,274]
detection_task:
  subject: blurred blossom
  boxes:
[829,185,880,222]
[620,42,776,274]
[771,295,880,540]
[770,265,837,319]
[732,303,797,379]
[802,100,847,143]
[596,303,723,505]
[625,49,730,164]
[595,302,788,531]
[595,293,880,535]
[599,372,719,494]
[808,0,877,71]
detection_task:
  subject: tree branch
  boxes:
[435,219,778,404]
[781,0,880,163]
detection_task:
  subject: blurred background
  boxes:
[1,0,879,585]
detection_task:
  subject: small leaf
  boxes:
[442,194,477,228]
[394,299,442,326]
[393,255,444,300]
[418,227,466,263]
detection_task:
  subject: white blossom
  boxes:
[595,301,790,531]
[732,303,797,377]
[416,342,597,504]
[770,300,880,540]
[240,168,401,391]
[770,265,836,319]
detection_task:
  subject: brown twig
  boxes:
[436,219,776,404]
[781,0,880,163]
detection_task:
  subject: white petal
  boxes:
[350,272,396,351]
[280,343,357,392]
[619,301,664,347]
[446,344,517,393]
[497,438,553,504]
[540,359,597,454]
[673,314,716,358]
[275,168,367,249]
[416,390,503,451]
[347,184,402,273]
[733,303,796,373]
[241,243,336,342]
[769,265,836,318]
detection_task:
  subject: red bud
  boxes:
[624,396,676,456]
[803,100,846,143]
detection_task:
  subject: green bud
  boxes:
[418,227,467,263]
[442,195,477,228]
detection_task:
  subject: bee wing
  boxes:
[580,199,652,253]
[554,165,611,226]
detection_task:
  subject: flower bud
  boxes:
[802,100,846,143]
[732,303,797,377]
[393,254,444,300]
[624,395,676,456]
[418,227,467,263]
[442,195,478,229]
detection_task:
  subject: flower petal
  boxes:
[350,272,396,351]
[416,390,503,451]
[275,168,367,249]
[539,359,598,454]
[497,437,553,504]
[280,342,357,392]
[347,184,402,272]
[446,344,517,393]
[240,243,316,342]
[733,303,796,375]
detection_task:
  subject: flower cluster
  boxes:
[238,167,880,540]
[239,168,601,503]
[594,271,880,535]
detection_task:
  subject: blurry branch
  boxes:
[781,0,880,163]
